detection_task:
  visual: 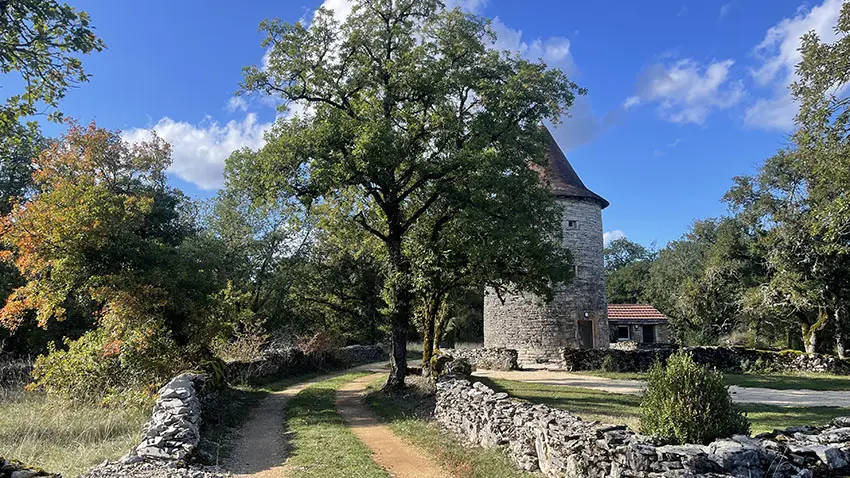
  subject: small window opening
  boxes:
[567,220,578,229]
[617,325,631,341]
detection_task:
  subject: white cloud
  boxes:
[625,59,744,124]
[745,0,844,130]
[490,18,576,74]
[604,230,626,246]
[316,0,354,23]
[226,96,248,113]
[446,0,488,12]
[123,114,271,190]
[719,3,732,19]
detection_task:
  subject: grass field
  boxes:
[0,390,148,477]
[364,375,535,478]
[481,377,850,435]
[284,373,388,478]
[576,370,850,391]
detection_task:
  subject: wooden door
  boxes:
[642,325,655,343]
[578,320,593,348]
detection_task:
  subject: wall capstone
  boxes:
[435,377,850,478]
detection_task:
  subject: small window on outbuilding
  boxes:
[567,220,578,229]
[617,325,630,341]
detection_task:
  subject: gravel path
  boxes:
[336,373,447,478]
[226,363,388,477]
[473,369,850,407]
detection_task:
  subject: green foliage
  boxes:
[606,260,653,304]
[604,237,656,273]
[1,123,243,402]
[639,352,750,445]
[0,0,105,131]
[28,327,181,406]
[600,355,619,373]
[238,0,584,387]
[645,218,767,345]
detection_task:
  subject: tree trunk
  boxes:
[421,294,440,374]
[835,308,846,359]
[801,309,829,354]
[384,232,411,391]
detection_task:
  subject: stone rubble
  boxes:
[130,373,205,462]
[440,348,519,371]
[435,377,850,478]
[562,346,850,375]
[78,460,231,478]
[0,457,59,478]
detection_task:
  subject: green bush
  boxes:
[29,326,184,406]
[600,355,619,373]
[639,352,750,445]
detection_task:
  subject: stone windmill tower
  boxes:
[483,127,610,366]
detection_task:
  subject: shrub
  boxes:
[29,326,184,406]
[211,316,269,362]
[639,352,750,445]
[600,355,619,373]
[297,330,346,363]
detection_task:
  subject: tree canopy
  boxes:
[238,0,583,387]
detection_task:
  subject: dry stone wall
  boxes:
[561,346,850,375]
[129,373,205,462]
[435,378,850,477]
[484,198,609,365]
[82,344,386,477]
[225,344,386,384]
[440,348,519,371]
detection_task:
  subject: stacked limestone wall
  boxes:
[440,348,519,371]
[561,346,850,375]
[484,198,608,366]
[225,344,387,384]
[436,378,850,477]
[81,344,386,477]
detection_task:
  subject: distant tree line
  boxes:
[605,2,850,356]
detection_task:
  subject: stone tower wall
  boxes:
[484,197,609,365]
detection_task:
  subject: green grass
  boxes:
[482,377,850,435]
[200,369,374,467]
[364,375,535,478]
[0,391,148,477]
[285,373,388,478]
[577,371,850,391]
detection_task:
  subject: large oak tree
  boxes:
[239,0,582,387]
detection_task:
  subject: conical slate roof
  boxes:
[541,126,609,209]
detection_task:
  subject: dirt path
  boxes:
[336,374,447,478]
[473,369,850,407]
[227,363,388,477]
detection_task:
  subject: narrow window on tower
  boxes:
[567,220,578,229]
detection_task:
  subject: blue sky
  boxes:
[33,0,847,248]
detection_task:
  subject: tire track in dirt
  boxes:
[335,374,447,478]
[228,363,389,477]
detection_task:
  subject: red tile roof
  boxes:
[607,304,666,321]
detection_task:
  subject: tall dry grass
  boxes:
[0,356,148,477]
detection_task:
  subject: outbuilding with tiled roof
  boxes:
[608,304,670,344]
